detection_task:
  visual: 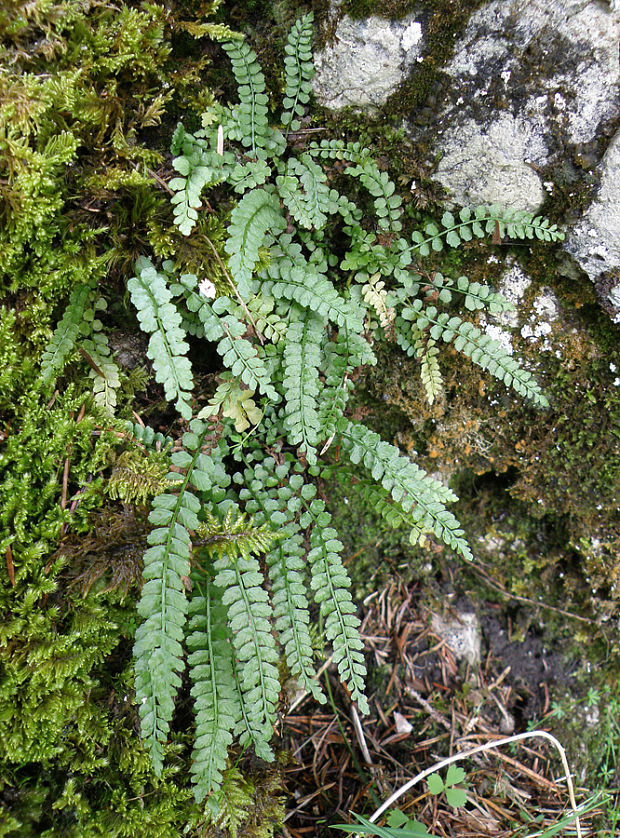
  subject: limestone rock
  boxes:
[565,130,620,321]
[313,14,423,110]
[425,0,620,210]
[432,114,547,211]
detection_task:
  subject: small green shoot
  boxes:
[425,763,469,808]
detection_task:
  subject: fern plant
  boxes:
[103,12,565,803]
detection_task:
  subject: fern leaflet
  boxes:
[128,257,194,419]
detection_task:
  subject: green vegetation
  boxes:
[1,0,618,834]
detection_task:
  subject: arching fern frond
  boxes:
[128,257,194,419]
[276,154,331,230]
[402,303,549,406]
[337,418,473,561]
[281,12,314,135]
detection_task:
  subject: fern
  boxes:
[133,420,229,775]
[41,283,92,386]
[122,16,565,801]
[282,309,323,463]
[411,205,564,256]
[224,189,286,299]
[276,154,331,230]
[281,12,314,136]
[301,491,368,713]
[337,419,473,561]
[239,458,326,704]
[128,257,194,419]
[222,38,271,158]
[402,303,549,406]
[204,507,279,760]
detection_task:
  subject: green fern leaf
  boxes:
[403,304,549,406]
[281,12,314,135]
[337,419,473,561]
[276,154,330,230]
[187,574,240,802]
[41,283,92,386]
[222,38,271,157]
[133,421,229,775]
[282,309,323,463]
[206,507,280,759]
[239,460,326,704]
[224,189,287,299]
[128,257,194,419]
[301,495,368,712]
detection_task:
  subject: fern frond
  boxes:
[411,205,564,256]
[222,38,270,157]
[318,327,375,441]
[133,421,229,775]
[170,146,227,236]
[239,460,325,703]
[187,573,240,802]
[337,418,473,561]
[224,188,287,299]
[264,239,363,332]
[301,493,368,713]
[347,157,403,233]
[276,154,331,230]
[81,332,121,415]
[281,12,314,135]
[418,272,514,314]
[205,507,280,760]
[41,283,92,386]
[402,303,549,406]
[419,338,443,405]
[128,257,194,419]
[282,309,323,463]
[362,273,396,329]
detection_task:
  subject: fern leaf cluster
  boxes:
[117,12,565,803]
[133,421,229,774]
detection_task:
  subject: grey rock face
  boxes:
[433,114,548,211]
[428,0,620,210]
[313,14,423,110]
[565,130,620,321]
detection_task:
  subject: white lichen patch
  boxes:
[495,263,532,327]
[432,114,547,211]
[313,14,423,110]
